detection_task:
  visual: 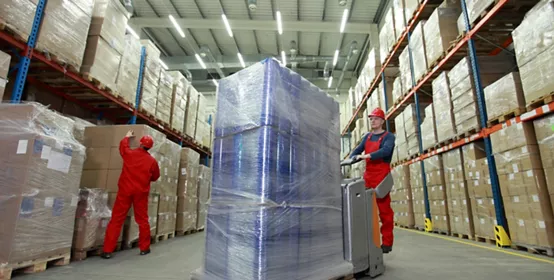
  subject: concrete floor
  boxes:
[15,228,554,280]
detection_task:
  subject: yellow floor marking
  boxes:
[396,227,554,265]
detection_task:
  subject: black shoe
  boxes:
[101,252,112,259]
[382,245,392,254]
[140,248,151,255]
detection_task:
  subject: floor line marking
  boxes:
[396,227,554,265]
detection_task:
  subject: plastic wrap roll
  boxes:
[196,59,352,280]
[512,0,554,67]
[379,8,397,64]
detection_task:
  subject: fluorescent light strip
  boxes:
[222,14,234,37]
[276,11,283,35]
[126,25,139,39]
[340,9,349,33]
[195,53,207,69]
[160,60,168,70]
[212,79,218,86]
[328,76,333,88]
[333,50,339,67]
[169,15,186,38]
[281,51,287,66]
[237,53,246,68]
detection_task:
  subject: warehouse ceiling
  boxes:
[127,0,388,97]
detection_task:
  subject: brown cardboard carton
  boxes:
[424,5,461,67]
[80,169,108,189]
[83,147,111,170]
[484,72,526,121]
[490,122,538,154]
[0,50,10,79]
[88,0,129,55]
[80,36,122,92]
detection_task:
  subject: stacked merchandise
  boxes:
[534,115,554,211]
[379,78,394,112]
[404,0,422,24]
[393,0,406,42]
[379,8,397,64]
[195,59,353,280]
[391,76,403,105]
[410,163,426,229]
[185,87,199,138]
[456,0,495,33]
[462,141,495,239]
[433,72,456,143]
[115,35,142,104]
[363,48,381,90]
[81,0,128,92]
[423,3,460,68]
[395,113,408,161]
[404,104,422,157]
[72,188,112,260]
[140,40,162,116]
[0,102,85,267]
[0,50,10,100]
[176,148,200,233]
[442,149,474,237]
[424,155,450,233]
[68,117,96,145]
[390,165,415,228]
[196,165,212,230]
[196,93,209,144]
[168,71,190,134]
[490,123,554,248]
[420,104,437,151]
[367,89,381,115]
[152,139,181,236]
[409,21,428,83]
[156,70,174,125]
[448,56,516,136]
[399,47,413,96]
[484,72,526,122]
[512,0,554,106]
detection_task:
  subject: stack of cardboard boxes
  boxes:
[534,115,554,212]
[390,165,415,228]
[424,155,450,233]
[177,148,201,233]
[0,50,10,100]
[423,2,460,68]
[140,40,162,117]
[156,70,174,125]
[115,34,142,104]
[404,104,422,157]
[410,163,426,229]
[433,72,456,143]
[378,78,394,112]
[409,21,428,82]
[484,72,526,122]
[185,87,199,138]
[195,93,209,144]
[394,113,408,161]
[490,123,554,248]
[392,77,403,106]
[196,165,212,230]
[378,8,396,64]
[168,71,190,134]
[443,149,474,237]
[152,139,180,236]
[421,104,437,151]
[399,47,413,97]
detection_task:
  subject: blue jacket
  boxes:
[350,132,396,163]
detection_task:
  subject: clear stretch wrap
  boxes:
[364,48,381,88]
[177,148,200,232]
[410,162,425,228]
[404,104,421,157]
[442,148,474,236]
[392,76,404,105]
[197,93,208,139]
[140,39,162,83]
[196,165,212,230]
[69,116,96,145]
[89,0,129,55]
[194,59,353,280]
[512,0,554,67]
[80,36,122,91]
[432,72,456,142]
[0,102,86,264]
[115,35,141,104]
[404,0,421,24]
[156,70,174,125]
[0,50,8,100]
[390,165,415,228]
[490,123,554,248]
[379,8,397,64]
[73,188,111,251]
[395,114,408,161]
[533,115,554,213]
[423,6,461,68]
[168,71,190,134]
[421,104,437,151]
[518,44,554,105]
[409,21,428,82]
[186,87,199,137]
[393,0,406,42]
[484,72,525,122]
[423,155,450,233]
[379,78,394,112]
[400,46,413,95]
[455,0,494,33]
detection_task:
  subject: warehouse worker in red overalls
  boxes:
[102,130,160,259]
[349,108,396,254]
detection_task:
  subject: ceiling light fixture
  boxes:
[276,11,283,35]
[195,53,207,69]
[237,53,246,68]
[169,15,186,38]
[281,51,287,66]
[160,60,168,70]
[328,76,333,88]
[333,50,339,67]
[126,25,139,39]
[212,79,218,86]
[222,14,234,37]
[340,9,349,33]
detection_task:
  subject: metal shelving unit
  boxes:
[0,4,210,157]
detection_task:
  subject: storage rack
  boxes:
[0,1,211,158]
[342,0,554,245]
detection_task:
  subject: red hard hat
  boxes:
[140,135,154,149]
[368,107,385,119]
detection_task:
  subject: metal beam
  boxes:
[129,18,375,34]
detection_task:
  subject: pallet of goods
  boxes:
[484,72,526,126]
[432,71,456,144]
[424,155,450,234]
[115,34,142,105]
[0,50,9,100]
[168,71,190,134]
[423,3,460,68]
[421,104,437,152]
[176,148,200,236]
[155,70,174,126]
[185,87,199,139]
[196,165,212,231]
[391,165,415,228]
[410,163,426,230]
[139,40,162,117]
[443,148,474,239]
[379,7,396,64]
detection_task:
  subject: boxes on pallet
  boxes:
[395,113,408,161]
[424,155,450,233]
[73,188,112,251]
[196,165,212,230]
[115,35,141,104]
[156,70,174,125]
[534,115,554,212]
[379,8,397,64]
[151,138,180,195]
[177,148,200,232]
[399,47,413,95]
[157,195,177,235]
[0,102,85,264]
[421,104,437,151]
[404,0,422,24]
[410,163,426,228]
[186,87,199,138]
[518,44,554,106]
[168,71,189,134]
[367,88,381,113]
[393,0,406,42]
[443,149,474,237]
[391,165,415,228]
[88,0,129,55]
[423,4,461,68]
[404,104,421,157]
[364,48,381,88]
[409,20,428,83]
[68,116,96,145]
[392,76,403,105]
[484,72,526,122]
[0,50,11,100]
[196,93,207,142]
[456,0,494,34]
[379,78,394,111]
[490,122,554,248]
[80,36,122,91]
[140,40,162,116]
[433,71,456,143]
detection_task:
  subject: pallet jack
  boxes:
[340,157,392,278]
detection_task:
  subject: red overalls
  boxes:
[363,132,394,247]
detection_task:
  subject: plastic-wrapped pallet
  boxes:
[0,50,10,100]
[395,114,408,161]
[379,78,394,112]
[399,47,413,96]
[156,70,174,125]
[196,93,208,143]
[410,163,425,229]
[115,35,142,105]
[177,148,200,233]
[442,149,474,237]
[196,165,212,230]
[193,59,353,280]
[409,20,428,82]
[168,71,190,134]
[490,122,554,248]
[423,155,450,233]
[390,165,415,228]
[88,0,129,55]
[140,40,162,116]
[484,72,526,122]
[186,87,199,138]
[423,4,461,68]
[0,102,86,265]
[393,0,406,42]
[379,7,397,64]
[364,48,381,87]
[72,188,112,258]
[534,115,554,212]
[456,0,495,34]
[433,72,456,143]
[392,76,403,105]
[151,138,180,195]
[404,0,422,24]
[421,104,437,151]
[512,0,554,105]
[404,104,421,157]
[80,36,122,92]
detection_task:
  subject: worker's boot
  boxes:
[140,248,151,256]
[382,245,392,254]
[101,252,112,259]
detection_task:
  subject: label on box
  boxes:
[0,78,6,87]
[465,218,469,223]
[460,182,465,189]
[512,164,518,173]
[538,221,546,229]
[181,168,187,175]
[474,180,479,186]
[478,199,483,205]
[164,168,168,176]
[41,145,51,159]
[154,197,159,203]
[476,171,480,178]
[44,197,54,208]
[452,184,456,189]
[526,170,533,177]
[487,178,491,184]
[509,174,514,180]
[16,140,28,154]
[47,151,71,173]
[441,201,445,205]
[439,186,443,191]
[522,146,528,154]
[71,196,79,207]
[518,219,524,226]
[434,201,437,205]
[455,217,459,222]
[453,200,457,205]
[443,216,447,221]
[500,130,506,136]
[480,218,485,224]
[491,199,494,205]
[532,195,539,202]
[463,200,467,205]
[432,187,436,192]
[513,196,519,203]
[469,171,473,177]
[516,123,522,130]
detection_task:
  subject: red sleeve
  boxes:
[119,137,132,158]
[150,160,160,182]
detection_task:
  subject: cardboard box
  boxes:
[0,50,10,79]
[88,0,129,55]
[484,72,526,121]
[512,0,554,67]
[490,122,538,154]
[432,72,457,142]
[399,47,413,95]
[409,20,428,82]
[423,5,461,67]
[379,8,396,64]
[519,44,554,105]
[115,35,141,104]
[80,36,122,93]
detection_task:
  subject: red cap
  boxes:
[140,135,154,149]
[368,108,385,119]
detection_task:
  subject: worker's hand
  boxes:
[357,154,371,160]
[126,130,135,138]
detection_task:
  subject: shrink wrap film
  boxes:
[393,0,406,42]
[421,104,437,151]
[423,6,461,68]
[518,44,554,105]
[379,8,397,64]
[409,21,428,82]
[115,35,141,104]
[533,115,554,212]
[484,72,526,122]
[89,0,129,55]
[409,163,425,228]
[404,0,421,24]
[392,76,403,105]
[186,87,199,137]
[390,165,415,228]
[73,188,111,250]
[512,0,554,67]
[80,36,122,91]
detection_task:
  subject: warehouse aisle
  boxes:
[16,228,554,280]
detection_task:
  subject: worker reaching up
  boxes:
[102,130,160,259]
[349,108,396,254]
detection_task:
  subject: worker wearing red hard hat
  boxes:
[102,130,160,259]
[349,107,396,254]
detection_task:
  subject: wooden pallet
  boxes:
[414,225,426,232]
[432,230,450,236]
[152,232,175,244]
[474,235,496,245]
[455,127,480,140]
[450,232,473,240]
[395,223,415,230]
[39,51,80,73]
[175,229,199,237]
[511,243,554,258]
[435,136,456,149]
[487,107,525,127]
[71,242,122,261]
[82,73,118,96]
[526,92,554,111]
[0,21,28,44]
[0,251,70,280]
